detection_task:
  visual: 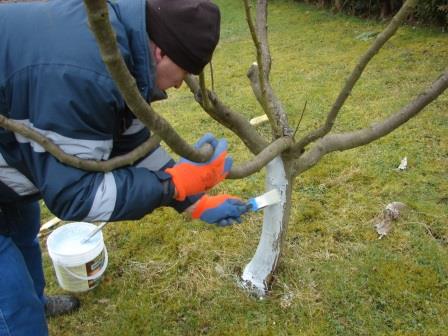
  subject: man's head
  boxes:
[146,0,220,90]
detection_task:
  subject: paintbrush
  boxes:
[80,222,107,244]
[246,189,281,211]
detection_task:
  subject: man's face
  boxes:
[155,54,188,91]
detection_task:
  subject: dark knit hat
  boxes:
[146,0,221,75]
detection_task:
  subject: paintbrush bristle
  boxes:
[262,189,281,203]
[248,189,281,211]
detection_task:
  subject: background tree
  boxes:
[294,0,448,28]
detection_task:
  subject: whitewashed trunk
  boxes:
[240,156,290,297]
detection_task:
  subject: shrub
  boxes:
[296,0,448,29]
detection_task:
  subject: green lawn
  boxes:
[43,1,447,335]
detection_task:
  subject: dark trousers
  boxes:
[0,201,48,336]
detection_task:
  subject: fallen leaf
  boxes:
[374,202,406,239]
[396,157,408,171]
[280,291,294,309]
[355,31,379,41]
[214,264,225,277]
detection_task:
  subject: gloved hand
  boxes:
[192,194,248,227]
[165,133,232,201]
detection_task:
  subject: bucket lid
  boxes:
[47,222,104,266]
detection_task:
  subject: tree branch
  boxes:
[243,0,267,91]
[0,114,161,172]
[186,76,294,178]
[247,64,292,137]
[83,0,212,162]
[292,0,418,154]
[199,72,212,111]
[293,69,448,176]
[187,74,294,177]
[185,75,268,154]
[228,136,294,179]
[243,0,291,138]
[255,0,271,74]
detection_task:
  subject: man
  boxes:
[0,0,247,334]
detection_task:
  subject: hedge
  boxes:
[295,0,448,28]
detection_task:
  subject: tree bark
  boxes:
[185,75,268,154]
[380,0,392,19]
[240,156,293,296]
[0,114,160,172]
[334,0,343,13]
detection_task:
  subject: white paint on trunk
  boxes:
[240,156,287,297]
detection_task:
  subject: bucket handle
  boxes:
[60,246,109,281]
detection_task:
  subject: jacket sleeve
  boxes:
[112,112,203,214]
[12,65,174,221]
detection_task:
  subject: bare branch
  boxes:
[293,100,307,139]
[199,72,212,110]
[0,114,160,172]
[228,136,294,179]
[243,0,266,78]
[243,0,291,137]
[83,0,212,162]
[255,0,271,73]
[292,0,418,154]
[243,0,268,111]
[209,61,216,91]
[185,75,268,154]
[247,64,292,137]
[293,70,448,176]
[185,75,294,177]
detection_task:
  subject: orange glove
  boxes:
[165,133,232,201]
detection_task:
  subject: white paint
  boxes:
[47,222,102,258]
[240,156,288,297]
[47,222,108,292]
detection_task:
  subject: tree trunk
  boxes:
[240,156,293,297]
[334,0,343,12]
[380,0,392,19]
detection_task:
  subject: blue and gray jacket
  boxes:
[0,0,197,221]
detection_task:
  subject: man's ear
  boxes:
[154,46,164,64]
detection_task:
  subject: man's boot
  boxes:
[44,295,80,317]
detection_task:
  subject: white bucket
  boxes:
[47,222,108,293]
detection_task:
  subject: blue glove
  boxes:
[165,133,233,201]
[192,195,248,227]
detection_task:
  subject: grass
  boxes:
[41,1,447,335]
